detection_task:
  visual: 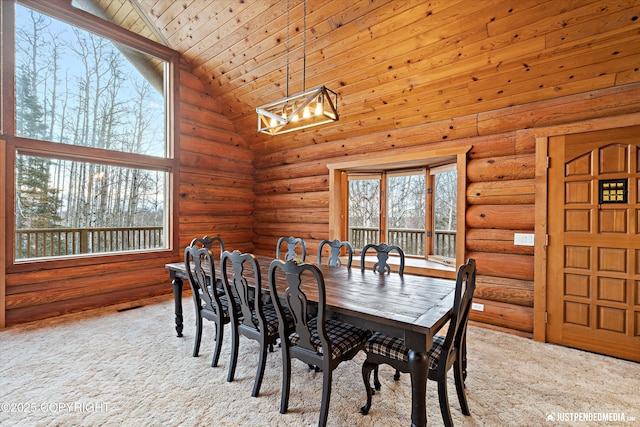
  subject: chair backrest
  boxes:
[360,242,405,275]
[184,244,223,314]
[268,259,330,355]
[439,258,476,370]
[276,236,307,262]
[317,239,353,268]
[190,235,225,259]
[220,250,264,330]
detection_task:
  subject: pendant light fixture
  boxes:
[256,0,338,135]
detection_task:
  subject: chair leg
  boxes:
[211,320,224,367]
[193,313,203,357]
[280,345,291,414]
[360,361,376,415]
[454,359,470,415]
[437,373,454,427]
[373,366,381,391]
[227,323,239,382]
[252,339,269,397]
[318,368,332,427]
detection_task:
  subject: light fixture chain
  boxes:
[285,0,290,98]
[302,0,306,92]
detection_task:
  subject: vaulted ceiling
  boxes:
[91,0,640,154]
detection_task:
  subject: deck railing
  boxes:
[349,226,456,258]
[15,226,164,259]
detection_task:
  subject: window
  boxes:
[328,146,470,274]
[347,166,456,262]
[3,1,178,262]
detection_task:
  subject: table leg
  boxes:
[172,277,184,337]
[408,349,429,427]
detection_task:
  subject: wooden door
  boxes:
[547,126,640,361]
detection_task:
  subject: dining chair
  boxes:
[360,242,406,381]
[360,258,477,427]
[184,243,241,368]
[360,242,405,275]
[317,239,353,268]
[220,250,295,397]
[268,259,372,427]
[276,236,307,262]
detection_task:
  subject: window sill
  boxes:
[352,255,457,280]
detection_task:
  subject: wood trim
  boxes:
[1,0,16,136]
[533,136,548,342]
[456,152,467,265]
[328,145,472,269]
[18,0,176,60]
[1,139,6,328]
[326,145,472,171]
[327,168,342,239]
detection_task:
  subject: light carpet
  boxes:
[1,295,638,427]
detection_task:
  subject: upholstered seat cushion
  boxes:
[289,318,372,359]
[365,332,445,370]
[250,304,294,336]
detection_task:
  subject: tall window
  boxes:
[6,2,177,261]
[347,166,457,262]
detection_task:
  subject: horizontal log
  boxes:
[253,207,329,224]
[5,281,171,327]
[178,214,254,228]
[180,182,254,203]
[180,150,253,176]
[179,199,253,216]
[180,121,250,150]
[179,103,235,132]
[254,191,329,209]
[467,179,535,205]
[468,321,532,339]
[180,169,254,189]
[178,230,254,251]
[474,275,534,307]
[467,153,535,182]
[254,159,330,182]
[465,228,534,255]
[468,298,533,333]
[254,175,329,195]
[6,267,167,309]
[180,134,252,163]
[6,256,174,288]
[466,204,534,230]
[467,251,534,281]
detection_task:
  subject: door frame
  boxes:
[528,112,640,342]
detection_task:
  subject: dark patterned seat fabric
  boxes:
[366,332,445,369]
[290,318,371,359]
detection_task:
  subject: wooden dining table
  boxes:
[165,255,456,427]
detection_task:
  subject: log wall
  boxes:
[2,61,254,326]
[252,82,640,338]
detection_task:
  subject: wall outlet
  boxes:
[471,303,484,312]
[514,233,535,246]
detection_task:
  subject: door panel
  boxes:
[547,126,640,361]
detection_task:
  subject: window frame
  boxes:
[327,145,471,277]
[1,0,181,272]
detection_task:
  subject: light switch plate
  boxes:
[514,233,535,246]
[471,303,484,312]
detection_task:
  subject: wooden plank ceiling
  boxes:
[92,0,640,154]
